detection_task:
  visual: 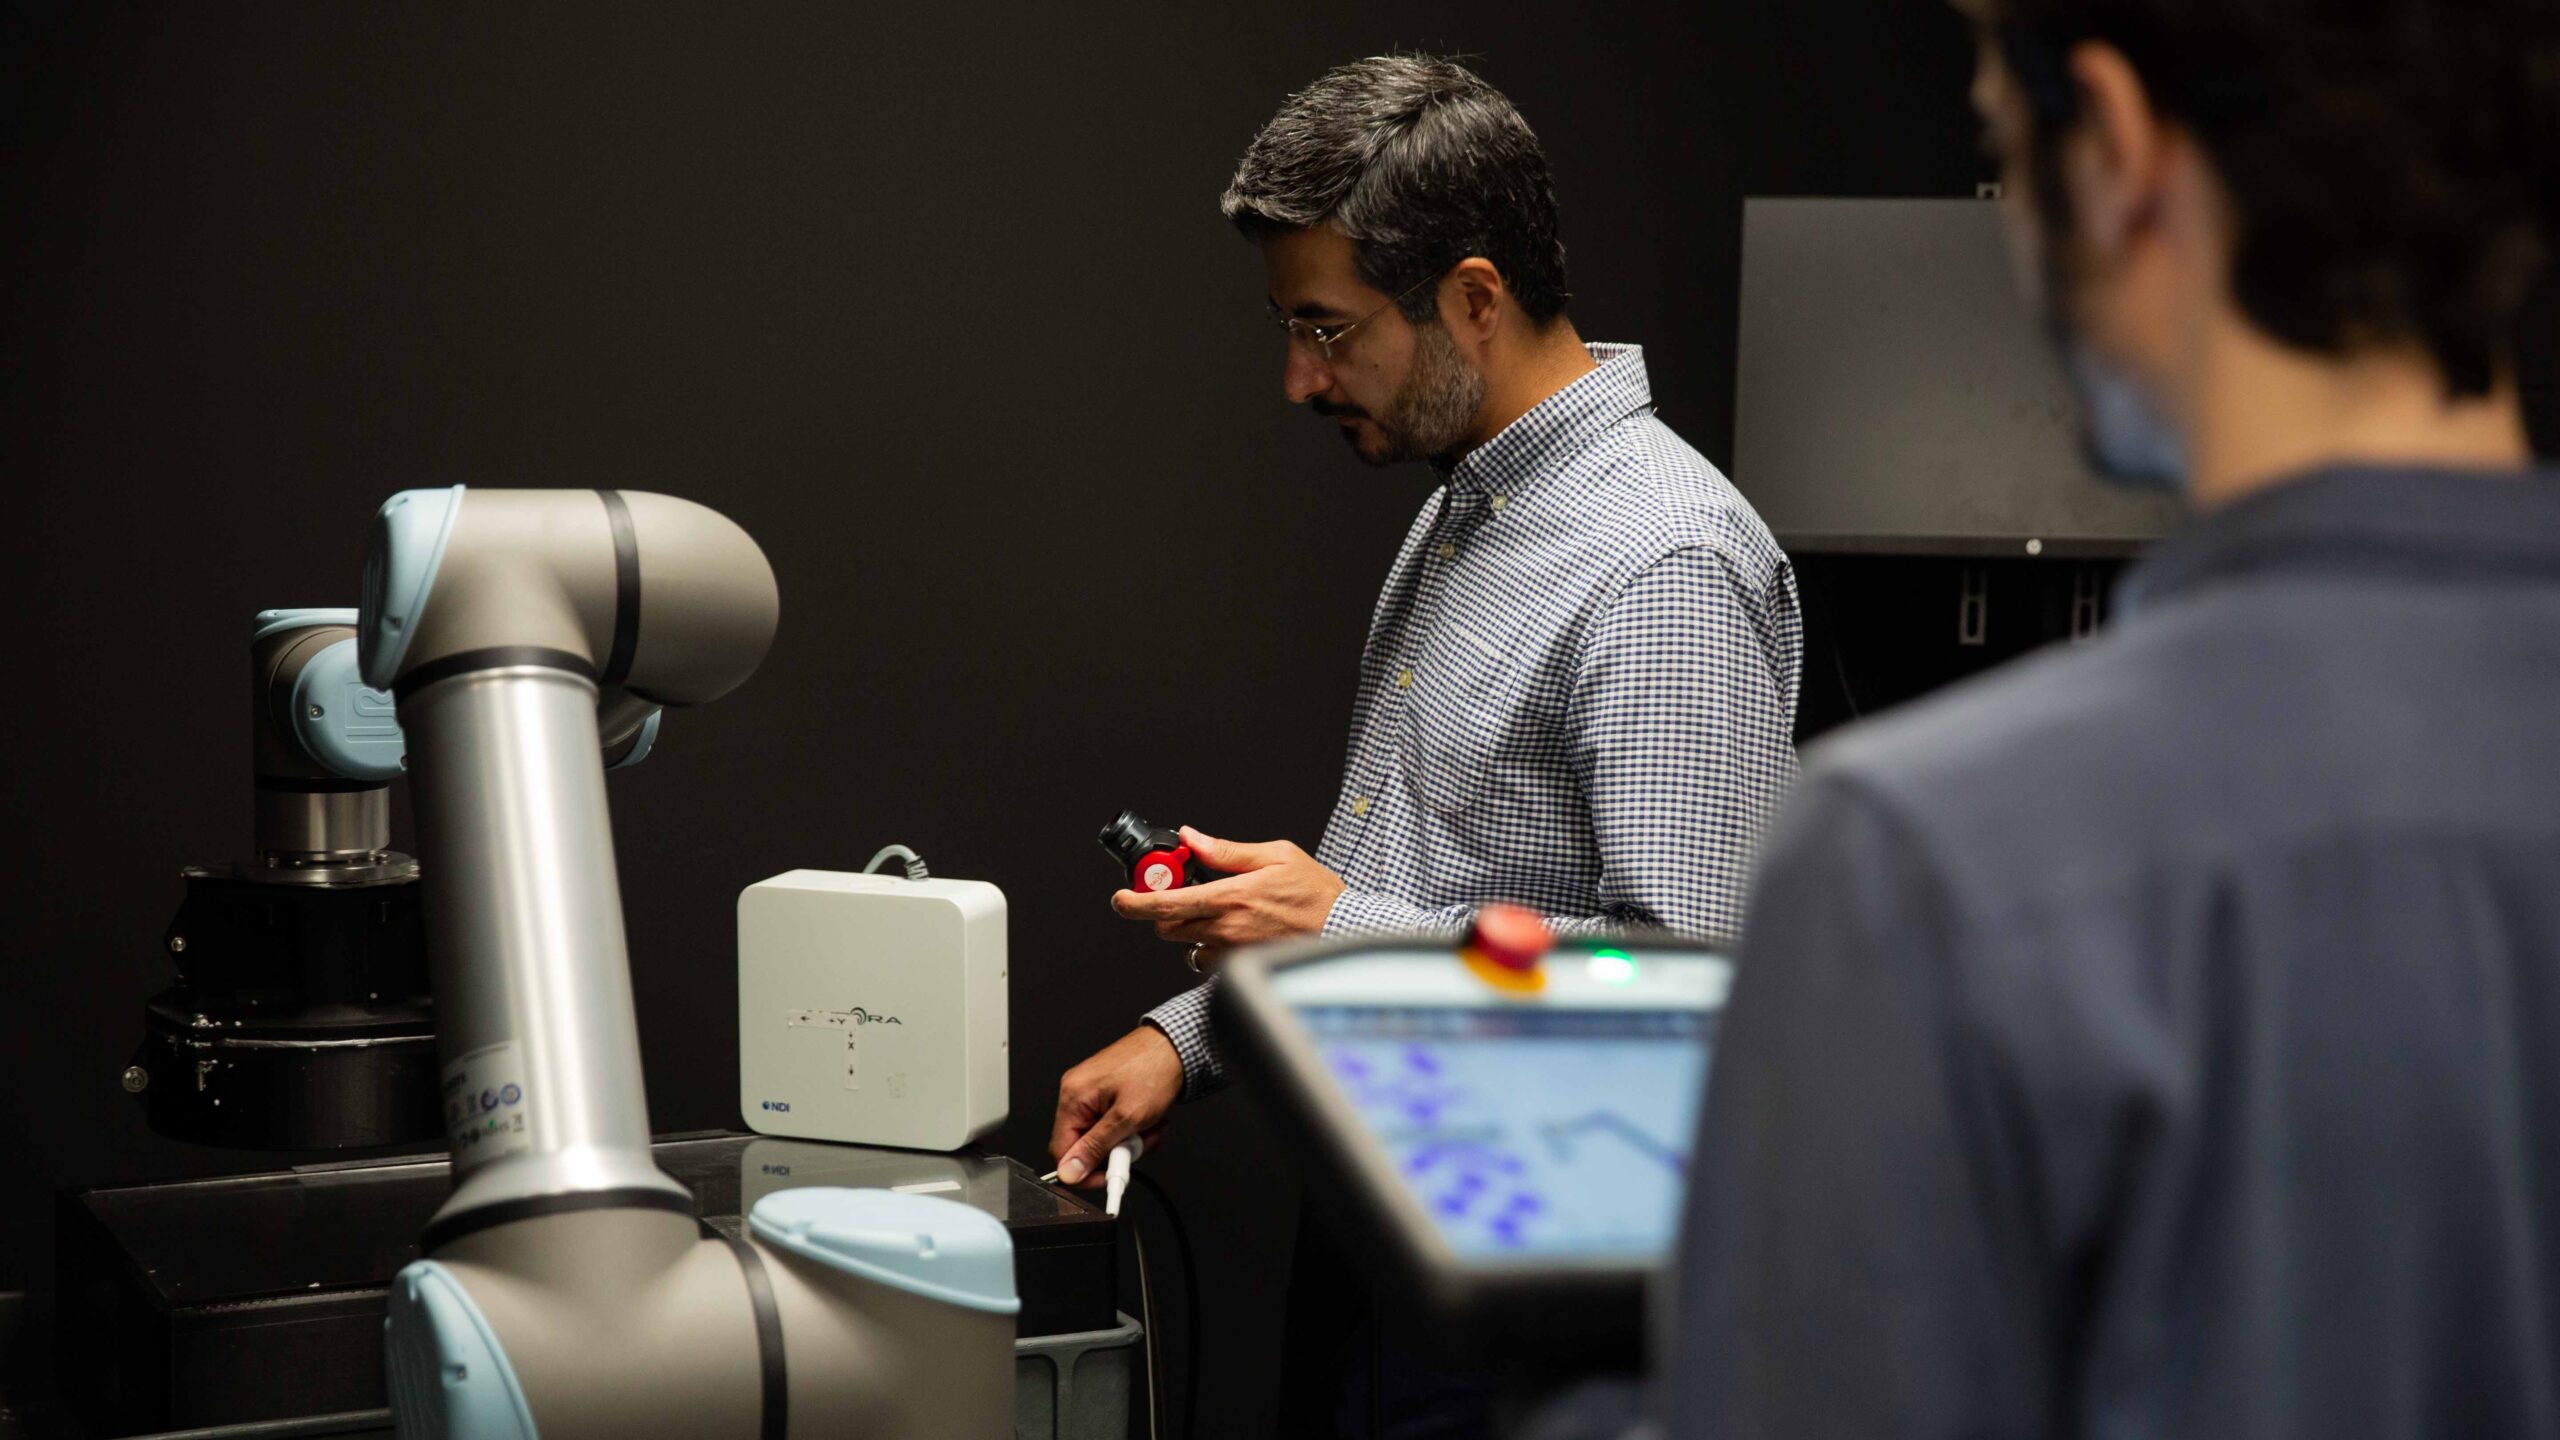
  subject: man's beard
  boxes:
[1331,319,1486,467]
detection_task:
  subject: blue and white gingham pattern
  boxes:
[1147,344,1802,1097]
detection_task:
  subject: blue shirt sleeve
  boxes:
[1142,982,1225,1101]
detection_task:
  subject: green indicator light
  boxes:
[1587,950,1638,984]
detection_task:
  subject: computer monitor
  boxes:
[1734,196,2185,556]
[1215,935,1732,1364]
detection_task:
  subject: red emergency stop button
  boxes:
[1462,903,1552,993]
[1133,846,1193,892]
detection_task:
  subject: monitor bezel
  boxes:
[1212,932,1734,1369]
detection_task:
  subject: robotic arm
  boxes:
[129,607,433,1151]
[358,486,777,1234]
[363,488,1014,1440]
[132,595,665,1152]
[360,486,776,709]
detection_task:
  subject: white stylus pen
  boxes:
[1105,1135,1145,1218]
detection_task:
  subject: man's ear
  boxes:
[1444,258,1506,344]
[2062,41,2169,261]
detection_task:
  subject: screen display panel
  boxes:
[1735,197,2184,554]
[1271,947,1730,1264]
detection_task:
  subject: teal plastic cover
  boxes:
[252,607,359,646]
[383,1260,539,1440]
[749,1187,1020,1315]
[606,708,662,771]
[291,637,407,781]
[360,486,465,689]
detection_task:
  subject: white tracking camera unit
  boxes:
[739,865,1009,1151]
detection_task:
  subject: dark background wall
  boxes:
[8,3,2538,1434]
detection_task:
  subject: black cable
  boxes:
[1830,641,1865,721]
[1130,1170,1201,1440]
[1809,564,1863,723]
[1134,1231,1164,1440]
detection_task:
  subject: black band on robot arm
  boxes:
[391,647,601,702]
[596,489,642,690]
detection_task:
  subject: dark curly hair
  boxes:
[1986,0,2560,399]
[1221,55,1571,325]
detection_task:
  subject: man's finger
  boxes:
[1157,914,1247,946]
[1114,886,1209,922]
[1180,827,1290,872]
[1112,876,1246,922]
[1060,1106,1142,1187]
[1054,1124,1172,1189]
[1049,1082,1101,1165]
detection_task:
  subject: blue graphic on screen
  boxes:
[1305,1007,1713,1261]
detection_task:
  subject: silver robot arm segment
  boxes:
[359,487,778,1234]
[362,489,1010,1440]
[361,486,778,707]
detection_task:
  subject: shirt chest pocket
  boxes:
[1397,614,1526,814]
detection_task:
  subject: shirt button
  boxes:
[1436,542,1456,560]
[1396,668,1414,690]
[1489,494,1509,512]
[1351,796,1370,818]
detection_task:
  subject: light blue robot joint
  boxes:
[384,1260,539,1440]
[749,1187,1020,1315]
[292,637,408,781]
[360,486,467,689]
[607,709,663,771]
[252,607,361,645]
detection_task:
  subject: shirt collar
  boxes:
[2118,464,2560,615]
[1441,343,1655,498]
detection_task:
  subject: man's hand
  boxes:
[1050,1024,1184,1188]
[1110,826,1347,950]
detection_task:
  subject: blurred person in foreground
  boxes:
[1667,0,2560,1436]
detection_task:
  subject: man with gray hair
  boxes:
[1049,54,1800,1435]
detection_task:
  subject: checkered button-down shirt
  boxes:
[1146,343,1802,1097]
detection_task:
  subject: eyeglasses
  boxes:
[1267,269,1446,363]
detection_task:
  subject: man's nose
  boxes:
[1283,341,1332,405]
